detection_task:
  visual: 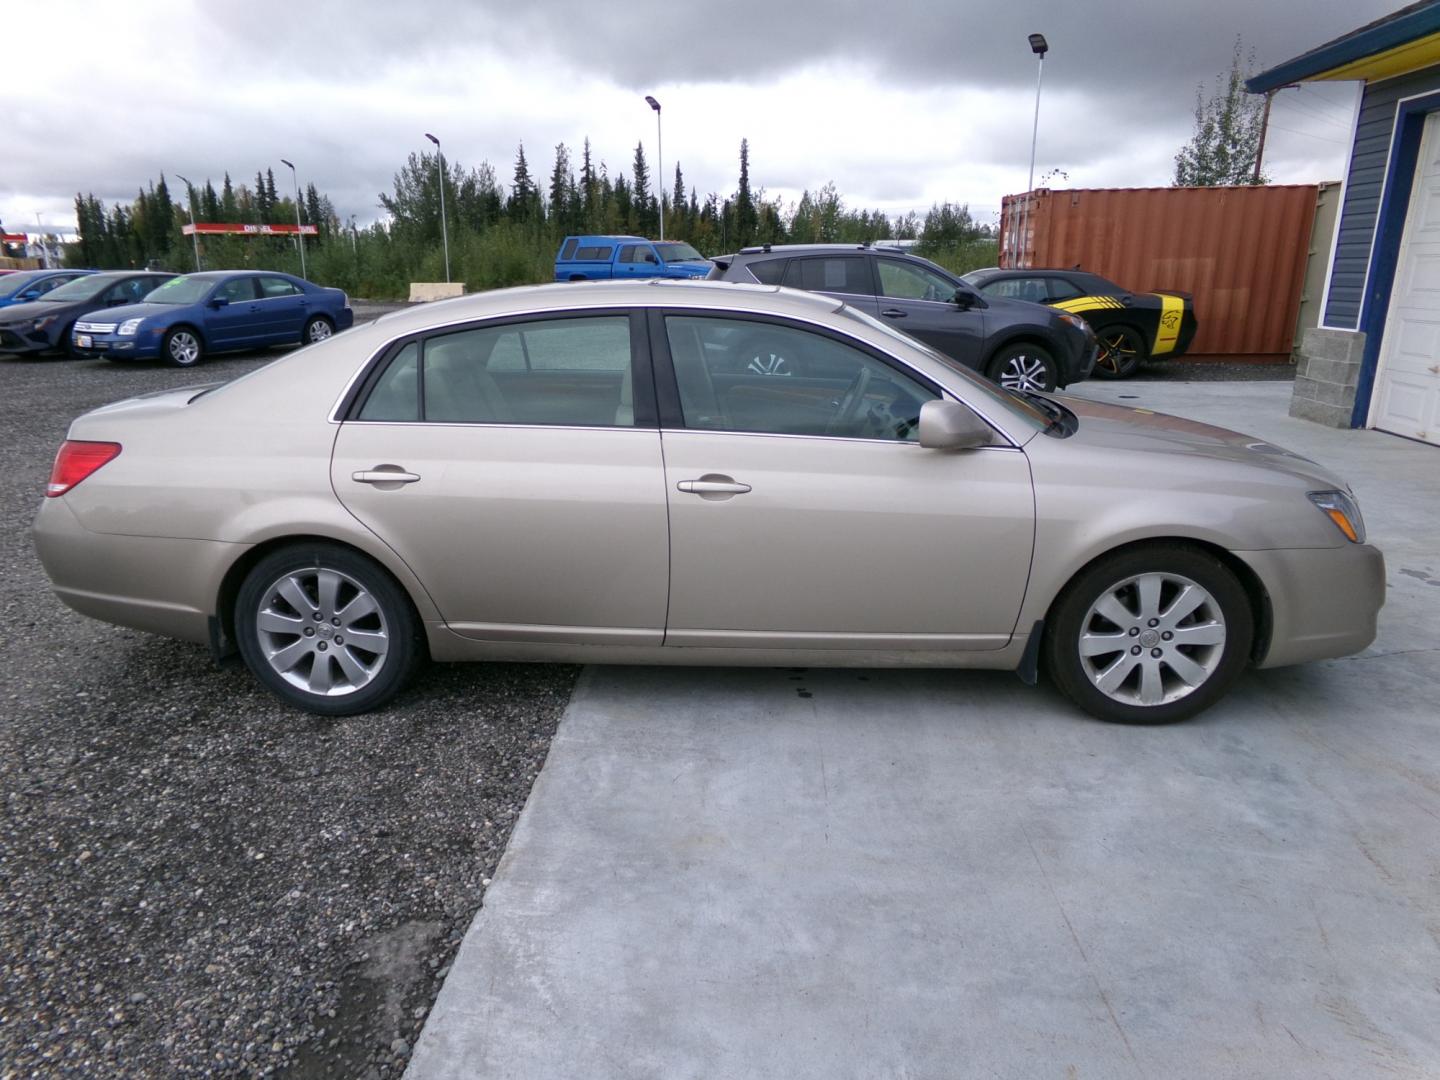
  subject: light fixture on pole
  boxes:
[645,95,664,241]
[424,133,451,283]
[174,173,203,271]
[279,158,307,279]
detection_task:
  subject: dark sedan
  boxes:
[73,270,354,367]
[963,268,1198,379]
[0,272,175,356]
[711,244,1095,392]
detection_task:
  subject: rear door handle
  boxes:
[881,308,907,318]
[353,468,421,484]
[677,477,751,496]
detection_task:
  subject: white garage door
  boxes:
[1372,111,1440,446]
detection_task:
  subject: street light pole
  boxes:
[174,173,202,271]
[34,211,47,269]
[645,95,663,240]
[279,158,307,279]
[1010,32,1050,269]
[424,133,451,283]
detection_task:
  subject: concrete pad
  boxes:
[408,381,1440,1080]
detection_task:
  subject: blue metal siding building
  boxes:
[1251,0,1440,440]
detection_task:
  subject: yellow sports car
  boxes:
[963,268,1197,378]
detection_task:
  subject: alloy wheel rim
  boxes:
[746,351,791,376]
[999,354,1049,392]
[308,320,333,342]
[1078,571,1226,707]
[170,332,199,364]
[1097,331,1137,374]
[255,567,389,696]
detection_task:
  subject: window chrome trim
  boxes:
[340,420,659,433]
[658,427,1022,451]
[327,300,1033,445]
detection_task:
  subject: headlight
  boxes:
[1057,312,1088,332]
[31,316,58,332]
[1308,490,1366,544]
[117,318,145,337]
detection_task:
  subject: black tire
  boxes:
[1093,324,1147,379]
[163,326,204,367]
[987,342,1058,392]
[235,543,426,716]
[1043,543,1253,724]
[303,315,335,345]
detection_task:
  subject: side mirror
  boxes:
[953,288,981,310]
[19,289,40,301]
[209,296,229,308]
[919,400,994,450]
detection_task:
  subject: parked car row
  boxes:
[0,269,354,366]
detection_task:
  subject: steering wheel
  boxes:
[827,366,874,434]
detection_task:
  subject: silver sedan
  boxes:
[33,281,1384,722]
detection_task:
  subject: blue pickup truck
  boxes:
[554,235,711,282]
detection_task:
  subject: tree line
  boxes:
[66,139,997,299]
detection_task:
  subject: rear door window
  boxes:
[784,256,873,296]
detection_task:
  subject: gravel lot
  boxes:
[0,343,575,1078]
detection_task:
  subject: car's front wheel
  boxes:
[164,327,204,367]
[235,543,426,716]
[987,343,1058,392]
[303,315,334,344]
[1093,325,1147,379]
[1044,544,1253,723]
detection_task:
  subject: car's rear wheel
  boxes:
[1093,324,1147,379]
[164,327,203,367]
[1044,544,1253,723]
[303,315,334,344]
[235,543,426,716]
[987,343,1058,392]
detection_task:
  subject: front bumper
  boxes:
[1236,543,1386,668]
[0,322,59,354]
[1054,324,1098,387]
[70,325,165,360]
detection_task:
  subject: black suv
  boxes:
[708,244,1095,391]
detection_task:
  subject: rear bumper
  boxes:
[32,497,240,644]
[1236,543,1386,668]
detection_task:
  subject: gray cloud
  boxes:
[4,0,1389,234]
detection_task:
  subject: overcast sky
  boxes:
[4,0,1398,236]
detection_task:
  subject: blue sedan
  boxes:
[0,268,96,309]
[72,270,354,366]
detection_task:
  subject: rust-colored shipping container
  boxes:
[998,185,1319,361]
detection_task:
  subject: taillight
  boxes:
[47,440,121,497]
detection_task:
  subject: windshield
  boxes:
[39,276,111,302]
[0,271,47,299]
[145,276,214,305]
[655,242,705,262]
[833,304,1051,433]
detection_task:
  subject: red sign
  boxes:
[182,223,319,236]
[1,233,27,243]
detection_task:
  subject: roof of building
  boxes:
[1248,0,1440,92]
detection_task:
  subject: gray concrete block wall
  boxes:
[1290,327,1366,427]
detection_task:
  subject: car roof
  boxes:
[371,280,842,333]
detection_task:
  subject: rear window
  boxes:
[746,259,788,285]
[574,245,612,261]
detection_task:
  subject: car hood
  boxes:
[1055,395,1349,490]
[0,299,86,323]
[86,301,182,323]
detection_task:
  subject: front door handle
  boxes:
[677,475,751,498]
[881,308,907,318]
[353,467,421,485]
